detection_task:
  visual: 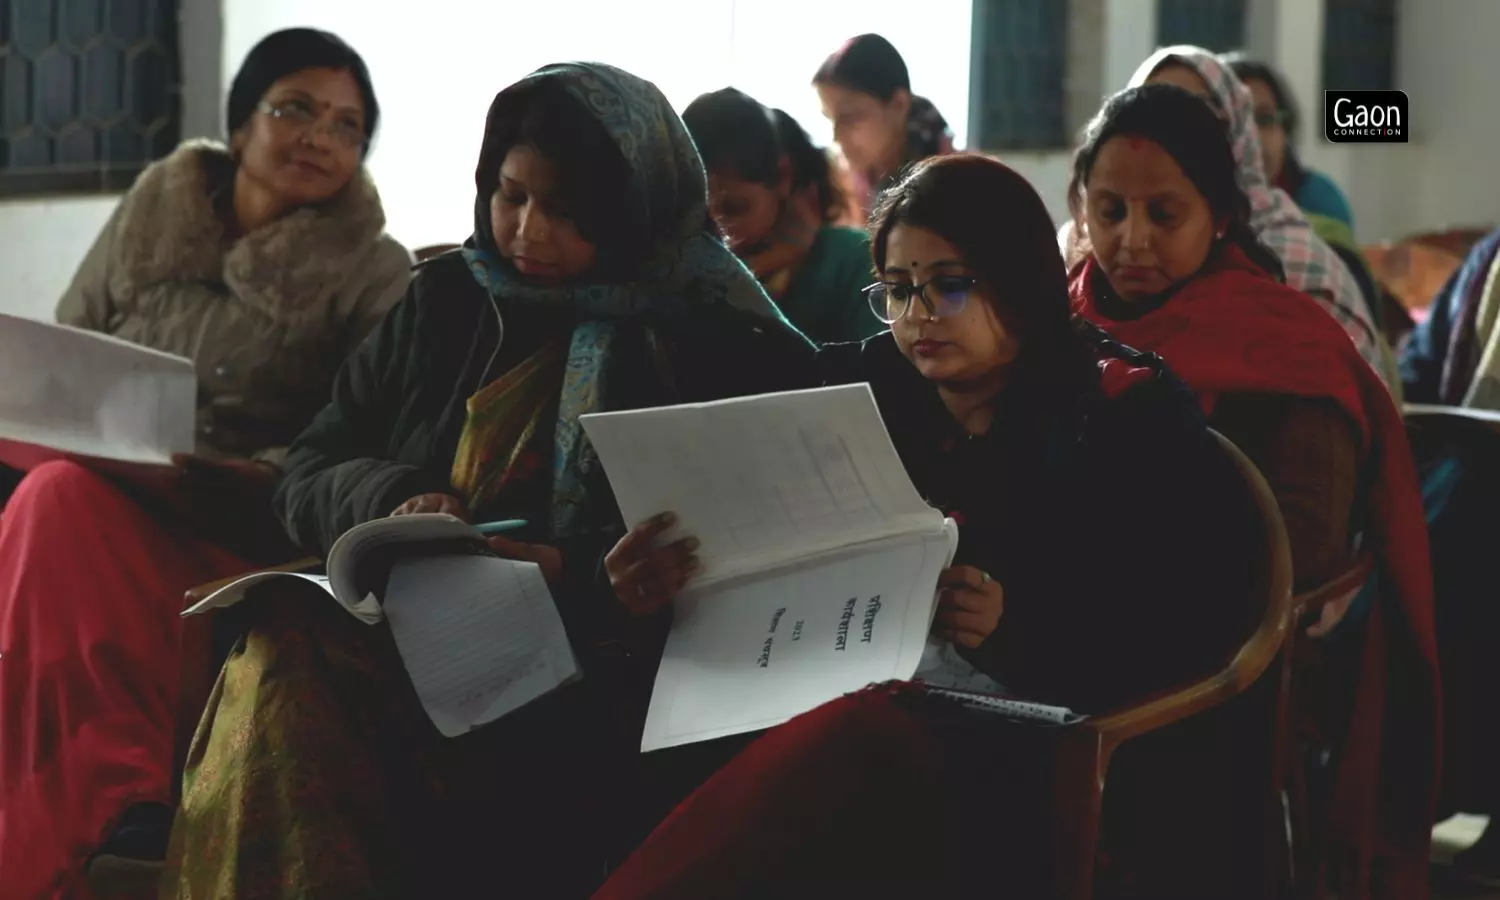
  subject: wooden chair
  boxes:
[1049,430,1295,900]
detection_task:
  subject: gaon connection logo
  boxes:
[1324,90,1409,143]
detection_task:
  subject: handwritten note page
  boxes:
[580,384,937,583]
[0,314,195,464]
[382,554,578,737]
[640,527,954,751]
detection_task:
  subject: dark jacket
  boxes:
[820,329,1255,713]
[273,253,818,650]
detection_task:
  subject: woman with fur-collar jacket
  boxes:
[0,29,410,900]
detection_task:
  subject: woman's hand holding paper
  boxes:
[934,565,1004,649]
[484,534,564,588]
[390,493,471,520]
[605,512,701,616]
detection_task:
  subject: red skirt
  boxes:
[0,461,250,899]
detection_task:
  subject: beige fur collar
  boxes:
[109,139,390,317]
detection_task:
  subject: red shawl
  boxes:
[1072,245,1440,899]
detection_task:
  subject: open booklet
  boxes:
[182,514,579,737]
[0,313,196,468]
[580,383,959,752]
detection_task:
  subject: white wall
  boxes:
[0,0,225,320]
[0,197,116,320]
[0,0,970,319]
[1380,0,1499,234]
[224,0,971,251]
[3,0,1495,321]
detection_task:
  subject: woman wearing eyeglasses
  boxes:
[0,28,409,898]
[597,154,1253,898]
[1220,54,1355,232]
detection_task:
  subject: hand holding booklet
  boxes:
[580,383,960,751]
[183,514,579,737]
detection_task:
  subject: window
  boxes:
[1322,0,1397,92]
[1155,0,1248,53]
[969,0,1067,150]
[1,0,181,197]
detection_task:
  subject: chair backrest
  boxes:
[1362,226,1493,314]
[1090,430,1294,744]
[1209,430,1295,694]
[414,243,461,262]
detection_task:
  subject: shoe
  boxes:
[83,802,172,895]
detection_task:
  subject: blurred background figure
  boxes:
[812,33,954,218]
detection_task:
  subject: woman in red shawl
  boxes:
[1069,83,1440,899]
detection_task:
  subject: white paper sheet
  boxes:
[580,384,938,584]
[179,571,388,624]
[640,527,954,752]
[0,314,195,464]
[382,555,579,738]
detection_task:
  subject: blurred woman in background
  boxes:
[683,87,881,342]
[1220,53,1356,231]
[812,33,954,218]
[1221,53,1388,334]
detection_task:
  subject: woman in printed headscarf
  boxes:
[1221,53,1388,333]
[812,33,955,218]
[160,62,818,899]
[1061,45,1399,394]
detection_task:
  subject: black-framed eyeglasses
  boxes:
[257,100,366,150]
[863,275,977,324]
[1253,108,1290,129]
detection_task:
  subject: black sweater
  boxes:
[819,330,1256,712]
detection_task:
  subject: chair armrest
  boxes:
[181,556,322,610]
[1081,586,1294,751]
[1299,553,1376,638]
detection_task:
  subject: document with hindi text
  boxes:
[580,384,958,752]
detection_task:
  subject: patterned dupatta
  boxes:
[450,62,802,538]
[450,340,566,516]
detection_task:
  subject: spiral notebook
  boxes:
[923,686,1086,726]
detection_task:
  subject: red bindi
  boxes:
[1125,136,1148,150]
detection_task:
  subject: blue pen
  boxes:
[475,519,530,536]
